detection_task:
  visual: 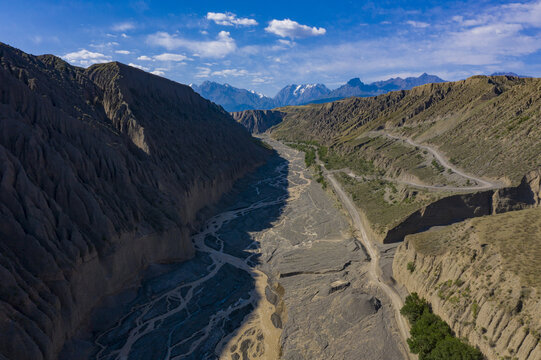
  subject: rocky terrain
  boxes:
[231,110,284,134]
[0,43,269,360]
[256,138,407,360]
[383,168,541,243]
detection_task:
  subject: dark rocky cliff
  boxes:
[0,43,268,360]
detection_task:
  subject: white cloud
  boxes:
[265,19,326,38]
[153,53,189,61]
[195,66,211,78]
[115,50,131,54]
[112,22,135,32]
[63,49,111,67]
[136,53,190,62]
[128,63,150,71]
[406,20,430,28]
[121,33,129,38]
[211,68,250,77]
[151,70,165,76]
[252,76,273,84]
[435,23,541,65]
[90,41,118,50]
[278,39,295,47]
[207,12,258,26]
[147,31,236,57]
[501,1,541,27]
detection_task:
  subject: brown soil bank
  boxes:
[383,168,541,243]
[0,43,268,360]
[393,207,541,360]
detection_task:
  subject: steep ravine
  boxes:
[0,43,269,360]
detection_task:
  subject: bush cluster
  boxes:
[401,293,483,360]
[304,148,316,167]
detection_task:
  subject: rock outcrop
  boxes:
[383,168,541,243]
[493,168,541,213]
[0,43,268,360]
[231,110,284,134]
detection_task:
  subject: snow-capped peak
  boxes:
[293,84,319,96]
[249,89,265,98]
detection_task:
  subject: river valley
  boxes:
[62,138,408,360]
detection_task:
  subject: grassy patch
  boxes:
[322,147,377,175]
[335,172,444,235]
[472,207,541,290]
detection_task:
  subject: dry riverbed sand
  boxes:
[222,138,407,359]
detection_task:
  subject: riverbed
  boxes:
[62,138,406,359]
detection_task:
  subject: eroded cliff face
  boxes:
[383,168,541,243]
[393,209,541,360]
[0,43,268,360]
[231,110,284,134]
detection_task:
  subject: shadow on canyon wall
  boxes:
[384,168,541,243]
[60,154,289,360]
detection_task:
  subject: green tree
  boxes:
[407,312,452,359]
[426,336,483,360]
[400,293,429,325]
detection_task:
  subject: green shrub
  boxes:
[401,293,429,324]
[408,311,452,358]
[471,302,479,320]
[431,159,445,173]
[425,336,483,360]
[317,146,328,162]
[401,293,483,360]
[407,261,416,273]
[305,148,316,167]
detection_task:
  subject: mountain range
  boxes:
[489,72,531,78]
[191,73,447,111]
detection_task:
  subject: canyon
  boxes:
[1,42,540,360]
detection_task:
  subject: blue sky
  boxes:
[1,0,541,96]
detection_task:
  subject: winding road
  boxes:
[381,132,502,190]
[313,130,505,359]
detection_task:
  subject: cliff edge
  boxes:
[0,43,268,360]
